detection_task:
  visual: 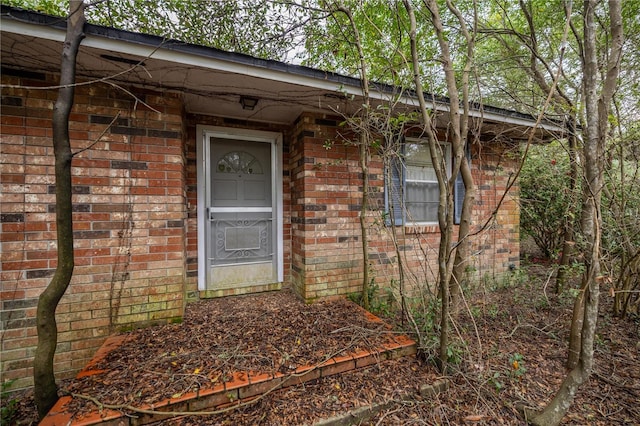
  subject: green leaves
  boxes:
[8,0,311,61]
[2,0,66,15]
[519,141,578,259]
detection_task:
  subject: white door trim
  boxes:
[196,125,283,291]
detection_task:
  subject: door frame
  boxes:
[196,125,284,292]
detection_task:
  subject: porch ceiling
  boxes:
[1,32,347,125]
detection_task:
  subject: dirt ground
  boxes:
[5,263,640,425]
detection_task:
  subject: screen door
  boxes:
[205,137,276,289]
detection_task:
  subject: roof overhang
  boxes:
[1,6,566,140]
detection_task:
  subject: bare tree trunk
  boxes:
[556,117,579,293]
[527,1,622,424]
[429,0,457,370]
[566,284,585,369]
[359,137,371,310]
[564,118,584,364]
[451,143,475,309]
[33,1,85,419]
[404,0,467,372]
[447,0,477,311]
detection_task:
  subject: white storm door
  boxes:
[206,136,277,289]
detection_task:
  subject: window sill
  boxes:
[403,224,440,234]
[386,222,460,234]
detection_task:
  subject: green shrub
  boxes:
[347,281,391,317]
[519,142,579,258]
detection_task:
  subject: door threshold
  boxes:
[200,282,282,299]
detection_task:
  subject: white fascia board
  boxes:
[2,18,364,95]
[2,17,565,133]
[2,17,66,41]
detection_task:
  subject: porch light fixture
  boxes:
[240,96,259,110]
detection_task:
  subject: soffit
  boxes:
[1,31,356,124]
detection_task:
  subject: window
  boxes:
[404,142,449,223]
[386,139,468,225]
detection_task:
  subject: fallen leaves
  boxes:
[62,290,397,415]
[463,414,486,422]
[10,266,638,426]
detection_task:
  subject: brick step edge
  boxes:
[40,337,417,425]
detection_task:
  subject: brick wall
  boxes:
[290,114,369,300]
[1,70,187,389]
[469,142,521,278]
[290,112,521,300]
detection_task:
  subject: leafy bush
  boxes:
[520,134,640,316]
[347,281,391,317]
[519,142,579,258]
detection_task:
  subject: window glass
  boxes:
[403,141,450,223]
[216,151,263,174]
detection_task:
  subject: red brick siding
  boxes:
[289,114,369,299]
[290,113,520,300]
[1,72,187,389]
[470,143,521,276]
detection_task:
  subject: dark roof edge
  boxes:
[1,5,565,129]
[1,5,366,89]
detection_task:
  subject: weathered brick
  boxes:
[0,213,24,223]
[90,115,129,126]
[1,96,23,106]
[111,160,148,170]
[147,129,180,139]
